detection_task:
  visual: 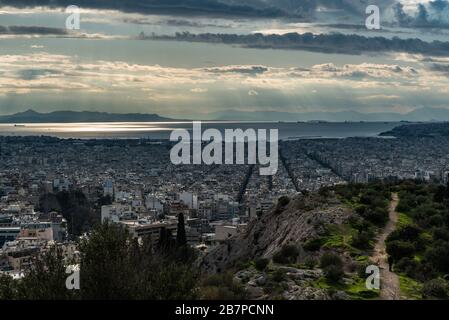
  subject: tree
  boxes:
[176,212,187,247]
[273,245,300,264]
[0,274,17,299]
[320,252,343,269]
[39,190,99,238]
[422,279,448,299]
[254,258,269,271]
[79,222,134,299]
[79,221,198,299]
[158,227,175,252]
[200,272,247,300]
[17,246,76,300]
[424,241,449,274]
[324,264,344,283]
[351,231,373,250]
[386,240,416,261]
[320,252,345,283]
[0,222,199,300]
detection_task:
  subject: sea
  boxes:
[0,122,401,140]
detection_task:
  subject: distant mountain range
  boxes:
[2,107,449,123]
[0,109,173,123]
[206,107,449,122]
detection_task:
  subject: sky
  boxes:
[0,0,449,120]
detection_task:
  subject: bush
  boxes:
[320,252,343,269]
[362,207,388,226]
[319,252,345,283]
[324,264,344,283]
[433,228,449,241]
[304,256,318,269]
[0,274,17,299]
[270,269,287,282]
[254,258,269,271]
[424,241,449,273]
[303,238,324,252]
[351,231,373,250]
[395,257,419,277]
[386,240,416,261]
[389,225,422,242]
[356,262,370,279]
[273,245,300,264]
[201,273,247,300]
[421,279,448,299]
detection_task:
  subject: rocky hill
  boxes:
[202,193,353,273]
[0,109,174,123]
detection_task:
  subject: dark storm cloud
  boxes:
[431,63,449,73]
[146,31,449,56]
[393,0,449,29]
[0,0,299,18]
[0,0,396,19]
[205,65,268,75]
[0,25,67,35]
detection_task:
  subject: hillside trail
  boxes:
[370,193,401,300]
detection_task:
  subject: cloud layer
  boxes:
[0,0,401,20]
[394,0,449,28]
[147,31,449,56]
[1,52,448,117]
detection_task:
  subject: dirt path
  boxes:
[370,193,401,300]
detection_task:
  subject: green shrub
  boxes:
[320,252,343,269]
[201,273,247,300]
[303,238,324,252]
[421,279,448,299]
[270,269,287,282]
[433,228,449,241]
[351,231,373,250]
[324,264,344,283]
[320,252,345,283]
[396,257,419,278]
[386,240,416,261]
[356,262,370,278]
[303,256,318,269]
[254,258,269,271]
[273,245,300,264]
[424,241,449,273]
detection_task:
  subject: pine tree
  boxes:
[176,212,187,247]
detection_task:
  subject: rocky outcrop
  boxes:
[202,193,353,273]
[233,266,349,300]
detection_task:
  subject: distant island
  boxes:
[0,109,174,123]
[207,107,449,122]
[3,107,449,123]
[380,122,449,137]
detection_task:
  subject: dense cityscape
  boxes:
[2,133,449,279]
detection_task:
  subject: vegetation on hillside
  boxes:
[0,221,198,300]
[386,181,449,299]
[3,181,449,300]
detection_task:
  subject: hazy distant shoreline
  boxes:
[0,121,404,140]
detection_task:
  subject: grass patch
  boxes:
[399,274,422,300]
[397,213,413,228]
[321,224,363,256]
[345,277,379,300]
[310,276,379,300]
[355,255,370,262]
